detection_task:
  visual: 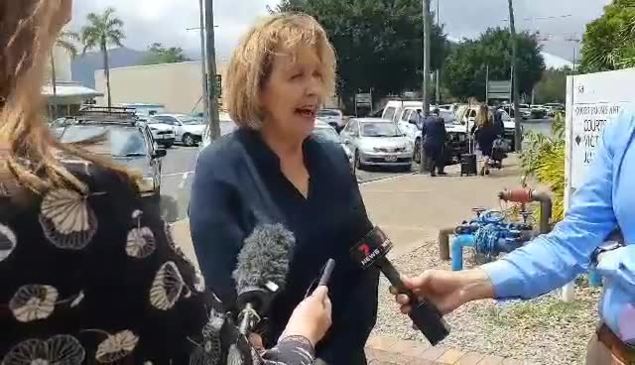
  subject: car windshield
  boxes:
[360,122,400,137]
[181,117,204,125]
[313,127,341,143]
[58,125,147,157]
[317,109,340,117]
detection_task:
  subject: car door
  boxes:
[141,126,161,191]
[340,119,359,152]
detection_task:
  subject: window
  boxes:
[317,109,341,117]
[408,111,420,125]
[345,120,358,135]
[383,107,396,122]
[360,122,400,137]
[59,125,148,157]
[155,116,176,125]
[400,110,411,122]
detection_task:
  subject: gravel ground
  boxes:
[372,241,602,365]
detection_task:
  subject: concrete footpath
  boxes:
[172,156,536,365]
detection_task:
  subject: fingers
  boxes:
[311,286,329,302]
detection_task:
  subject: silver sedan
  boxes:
[340,118,414,171]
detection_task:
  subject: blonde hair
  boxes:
[224,12,337,129]
[476,104,492,128]
[1,0,133,194]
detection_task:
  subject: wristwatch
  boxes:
[590,241,625,267]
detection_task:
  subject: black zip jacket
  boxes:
[189,128,380,365]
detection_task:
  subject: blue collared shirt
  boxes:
[482,108,635,344]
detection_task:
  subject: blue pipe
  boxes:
[588,270,602,287]
[451,234,475,271]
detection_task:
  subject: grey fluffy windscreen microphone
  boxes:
[232,223,296,335]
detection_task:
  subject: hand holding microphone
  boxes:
[351,226,450,345]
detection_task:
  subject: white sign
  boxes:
[355,93,372,106]
[566,69,635,190]
[569,103,623,188]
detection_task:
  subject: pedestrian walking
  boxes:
[470,104,498,176]
[422,108,447,176]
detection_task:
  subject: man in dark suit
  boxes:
[421,108,447,176]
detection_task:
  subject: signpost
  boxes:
[487,80,512,102]
[354,91,373,116]
[561,68,635,301]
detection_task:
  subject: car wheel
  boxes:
[183,134,195,147]
[355,150,364,171]
[413,138,422,164]
[162,142,173,148]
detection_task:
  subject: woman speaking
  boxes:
[190,13,379,365]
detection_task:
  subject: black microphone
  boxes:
[232,223,296,335]
[350,226,450,345]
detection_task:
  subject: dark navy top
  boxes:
[189,128,379,365]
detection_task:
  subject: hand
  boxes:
[280,286,332,347]
[390,269,494,315]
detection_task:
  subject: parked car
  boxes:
[153,113,207,146]
[340,118,413,172]
[317,108,345,131]
[199,112,238,149]
[313,119,353,169]
[141,116,176,148]
[52,106,166,212]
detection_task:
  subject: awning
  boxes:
[42,81,103,99]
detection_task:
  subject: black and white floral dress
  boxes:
[0,159,314,365]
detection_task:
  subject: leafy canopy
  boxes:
[443,28,545,100]
[272,0,447,101]
[80,7,125,53]
[143,43,191,65]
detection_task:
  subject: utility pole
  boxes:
[420,0,431,174]
[198,0,208,122]
[508,0,522,152]
[435,0,440,105]
[204,0,221,140]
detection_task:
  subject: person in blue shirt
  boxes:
[392,108,635,364]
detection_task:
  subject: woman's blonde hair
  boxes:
[1,0,132,194]
[224,12,337,129]
[476,104,492,128]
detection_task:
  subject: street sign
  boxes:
[355,93,372,107]
[487,80,511,100]
[565,70,635,190]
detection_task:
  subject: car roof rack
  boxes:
[74,105,140,126]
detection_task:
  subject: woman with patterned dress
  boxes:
[0,1,331,364]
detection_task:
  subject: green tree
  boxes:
[533,67,570,104]
[80,7,125,108]
[50,30,79,117]
[272,0,447,111]
[142,43,191,65]
[580,0,635,73]
[443,28,545,101]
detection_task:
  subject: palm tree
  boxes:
[80,7,125,108]
[50,31,79,117]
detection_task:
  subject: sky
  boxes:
[69,0,612,63]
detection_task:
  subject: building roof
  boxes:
[42,81,103,98]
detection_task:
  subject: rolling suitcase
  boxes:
[460,136,477,176]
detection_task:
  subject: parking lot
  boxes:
[158,118,552,222]
[158,145,412,222]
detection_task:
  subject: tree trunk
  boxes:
[50,51,58,119]
[102,40,112,108]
